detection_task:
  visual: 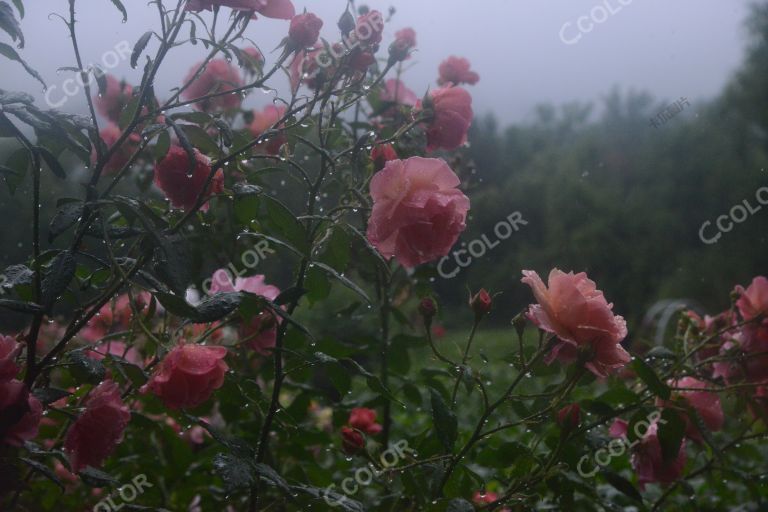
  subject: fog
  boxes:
[0,0,754,122]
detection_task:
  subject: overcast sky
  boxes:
[0,0,755,123]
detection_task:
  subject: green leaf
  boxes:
[48,202,83,242]
[11,0,23,18]
[310,262,371,304]
[36,146,66,179]
[0,264,33,290]
[67,349,106,384]
[108,0,127,22]
[180,123,220,154]
[446,498,475,512]
[31,387,71,405]
[79,466,118,487]
[0,42,44,87]
[658,409,685,462]
[153,129,170,161]
[41,250,75,311]
[260,195,308,254]
[18,458,63,491]
[0,2,24,47]
[254,463,290,492]
[131,31,152,69]
[194,292,242,322]
[430,388,457,451]
[631,358,670,400]
[213,453,254,493]
[601,469,643,504]
[291,484,365,512]
[0,298,43,314]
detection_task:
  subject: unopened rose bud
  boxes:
[338,10,355,36]
[288,13,324,49]
[371,143,398,171]
[470,289,492,319]
[341,426,364,455]
[419,297,437,326]
[512,313,527,340]
[556,403,581,432]
[388,27,417,64]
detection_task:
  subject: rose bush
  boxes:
[0,1,767,511]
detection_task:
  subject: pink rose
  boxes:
[94,75,133,123]
[64,380,131,472]
[288,13,323,49]
[417,86,473,152]
[663,377,724,442]
[366,157,470,268]
[380,79,418,108]
[142,343,229,409]
[92,123,141,174]
[437,56,480,86]
[736,276,768,321]
[0,335,21,381]
[249,105,288,155]
[181,59,244,112]
[348,407,382,435]
[521,269,630,378]
[632,421,686,489]
[154,145,224,211]
[354,10,384,48]
[389,28,417,62]
[0,379,42,446]
[186,0,295,19]
[341,426,364,454]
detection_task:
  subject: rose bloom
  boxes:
[0,335,21,381]
[521,269,630,378]
[380,78,418,108]
[417,86,473,152]
[80,292,151,343]
[473,491,511,512]
[355,10,384,48]
[64,380,131,472]
[154,145,224,211]
[142,342,229,409]
[390,27,417,62]
[249,105,288,155]
[660,377,724,442]
[182,59,244,112]
[341,426,364,455]
[736,276,768,321]
[185,0,295,19]
[348,407,382,435]
[288,12,323,49]
[437,56,480,86]
[94,75,133,122]
[610,419,687,489]
[370,143,398,171]
[92,123,141,174]
[366,157,470,268]
[0,379,42,446]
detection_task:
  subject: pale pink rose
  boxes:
[416,86,473,152]
[380,79,418,107]
[142,343,229,409]
[186,0,295,19]
[521,269,630,378]
[64,380,131,472]
[0,335,21,381]
[181,59,244,112]
[0,379,42,446]
[249,105,288,155]
[437,56,480,86]
[366,157,470,268]
[663,377,724,442]
[736,276,768,321]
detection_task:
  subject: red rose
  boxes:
[348,407,382,435]
[437,56,480,86]
[470,289,492,318]
[288,13,323,49]
[370,143,398,171]
[556,403,581,432]
[185,0,295,19]
[0,379,42,447]
[94,75,133,123]
[182,59,244,112]
[142,343,229,409]
[154,145,224,211]
[0,335,21,381]
[64,380,131,472]
[417,86,474,152]
[341,426,364,455]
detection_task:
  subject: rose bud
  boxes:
[0,379,42,446]
[370,143,398,171]
[154,145,224,212]
[64,380,131,472]
[338,9,355,36]
[348,407,382,435]
[419,298,438,325]
[470,289,492,318]
[341,426,365,455]
[288,12,324,49]
[141,343,229,410]
[556,403,581,432]
[0,335,21,381]
[416,86,473,152]
[389,27,417,64]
